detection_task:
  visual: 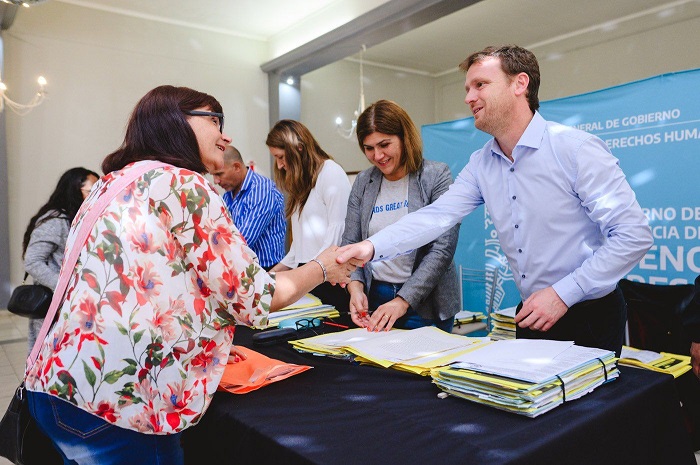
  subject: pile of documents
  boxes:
[618,346,691,378]
[454,310,487,325]
[253,294,339,329]
[431,339,619,417]
[289,326,488,375]
[488,306,517,340]
[452,310,488,336]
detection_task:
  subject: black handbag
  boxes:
[0,383,61,464]
[6,274,53,319]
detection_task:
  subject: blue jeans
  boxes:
[368,280,454,332]
[28,391,184,465]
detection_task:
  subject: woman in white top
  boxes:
[267,120,351,312]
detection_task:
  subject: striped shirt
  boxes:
[222,169,286,268]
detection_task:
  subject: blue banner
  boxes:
[423,68,700,313]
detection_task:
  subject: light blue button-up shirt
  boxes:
[370,112,653,307]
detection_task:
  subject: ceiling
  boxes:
[50,0,700,77]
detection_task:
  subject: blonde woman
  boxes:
[267,120,352,312]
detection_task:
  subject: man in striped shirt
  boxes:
[213,145,286,270]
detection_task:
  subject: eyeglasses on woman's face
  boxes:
[185,110,224,133]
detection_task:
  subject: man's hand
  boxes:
[336,240,374,265]
[315,246,363,287]
[514,286,568,332]
[691,342,700,379]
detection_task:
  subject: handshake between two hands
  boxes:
[314,240,375,287]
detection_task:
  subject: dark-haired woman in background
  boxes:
[23,167,99,352]
[341,100,460,332]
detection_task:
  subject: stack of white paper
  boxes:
[290,326,488,375]
[252,294,339,329]
[488,306,517,340]
[431,339,618,417]
[454,310,486,325]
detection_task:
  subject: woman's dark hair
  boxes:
[22,167,99,258]
[101,85,223,174]
[356,99,423,175]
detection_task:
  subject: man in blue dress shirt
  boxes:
[337,45,653,355]
[213,145,286,270]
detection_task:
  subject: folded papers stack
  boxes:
[431,339,618,417]
[289,326,488,375]
[452,310,488,335]
[618,345,691,378]
[252,293,339,329]
[488,306,516,340]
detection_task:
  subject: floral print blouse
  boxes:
[26,161,275,434]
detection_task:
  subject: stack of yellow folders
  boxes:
[452,310,488,335]
[431,339,618,417]
[252,293,338,330]
[290,326,488,375]
[488,306,516,340]
[618,346,691,378]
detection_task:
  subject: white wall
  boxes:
[301,59,436,174]
[3,2,271,284]
[434,15,700,122]
[302,9,700,173]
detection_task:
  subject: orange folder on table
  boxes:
[218,346,312,394]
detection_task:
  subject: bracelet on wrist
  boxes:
[310,258,327,283]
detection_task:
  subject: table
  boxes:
[182,325,696,465]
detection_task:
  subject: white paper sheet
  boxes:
[350,327,474,363]
[452,339,613,383]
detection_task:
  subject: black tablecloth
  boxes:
[183,325,695,465]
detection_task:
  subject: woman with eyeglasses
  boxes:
[341,100,460,332]
[23,85,359,464]
[22,167,99,353]
[267,120,352,313]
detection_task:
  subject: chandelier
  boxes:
[1,0,48,7]
[0,75,48,114]
[335,45,366,140]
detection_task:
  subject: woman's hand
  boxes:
[315,246,363,287]
[348,281,370,328]
[269,263,291,273]
[228,345,247,364]
[367,297,409,332]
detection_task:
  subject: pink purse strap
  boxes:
[26,160,168,370]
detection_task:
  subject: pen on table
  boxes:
[322,321,349,329]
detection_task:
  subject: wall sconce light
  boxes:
[336,45,366,140]
[1,0,48,7]
[0,75,48,115]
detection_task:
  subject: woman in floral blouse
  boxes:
[25,85,357,465]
